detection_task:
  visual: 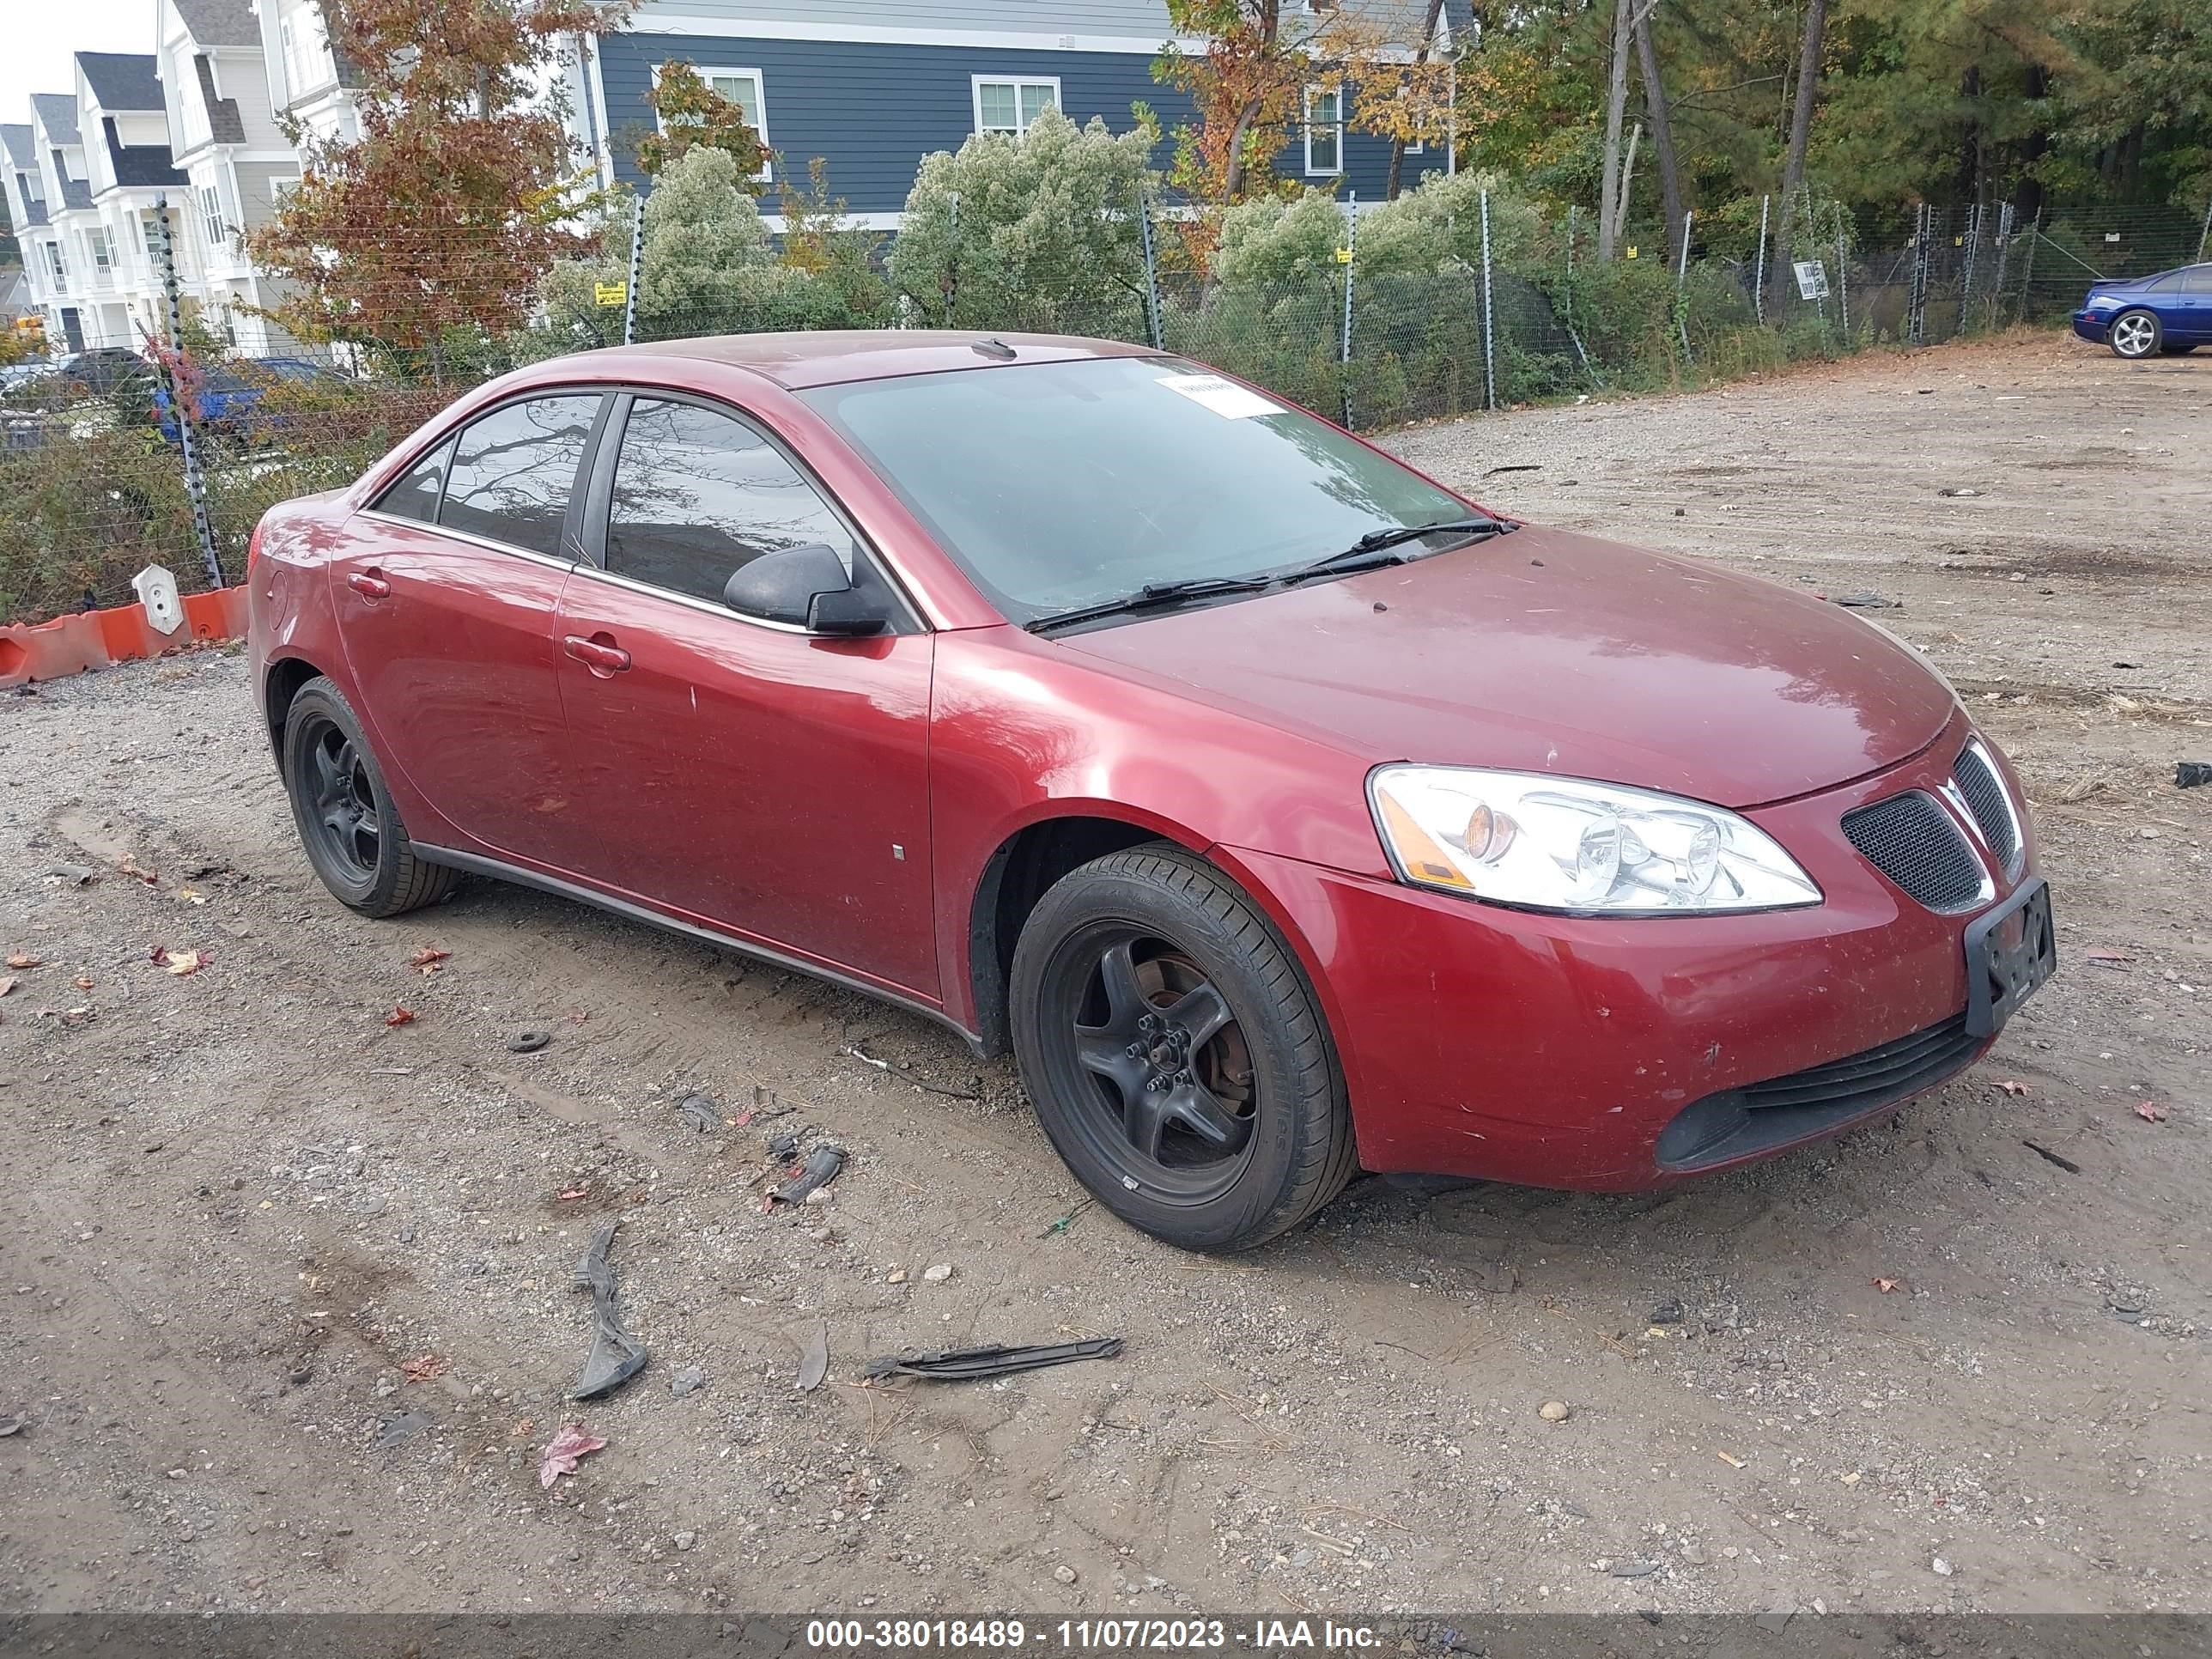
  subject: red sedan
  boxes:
[248,333,2055,1251]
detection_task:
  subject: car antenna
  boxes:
[971,337,1018,361]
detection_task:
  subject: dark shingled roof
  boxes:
[78,52,167,114]
[194,55,248,145]
[29,94,81,149]
[174,0,261,47]
[0,124,35,168]
[106,120,189,189]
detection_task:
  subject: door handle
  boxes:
[347,571,391,600]
[562,634,632,674]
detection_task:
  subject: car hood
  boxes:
[1055,526,1957,810]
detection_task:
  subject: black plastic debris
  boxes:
[376,1411,434,1449]
[569,1220,648,1400]
[508,1030,552,1054]
[795,1321,830,1393]
[860,1337,1123,1382]
[1650,1300,1685,1325]
[766,1130,802,1162]
[678,1092,722,1133]
[1832,592,1901,609]
[2177,762,2210,789]
[771,1144,845,1206]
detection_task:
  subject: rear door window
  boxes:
[437,394,603,557]
[603,398,858,605]
[375,436,453,525]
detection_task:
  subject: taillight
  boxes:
[246,519,265,580]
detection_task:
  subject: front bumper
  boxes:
[1221,715,2039,1190]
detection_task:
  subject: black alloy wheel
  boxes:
[280,676,459,917]
[1011,843,1357,1252]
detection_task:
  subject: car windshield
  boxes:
[796,355,1477,624]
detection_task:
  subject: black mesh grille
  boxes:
[1842,790,1984,910]
[1656,1014,1984,1170]
[1952,745,2019,870]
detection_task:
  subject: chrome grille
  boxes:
[1842,790,1985,911]
[1951,743,2020,872]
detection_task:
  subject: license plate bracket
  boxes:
[1964,878,2056,1038]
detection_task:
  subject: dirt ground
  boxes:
[0,333,2205,1620]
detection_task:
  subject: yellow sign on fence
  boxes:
[595,282,629,307]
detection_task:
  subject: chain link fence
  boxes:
[4,190,2206,625]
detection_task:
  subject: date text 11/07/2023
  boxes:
[803,1620,1382,1651]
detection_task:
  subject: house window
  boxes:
[199,185,229,254]
[973,76,1060,138]
[281,9,333,100]
[87,228,116,276]
[1304,86,1343,175]
[45,241,68,285]
[685,68,771,183]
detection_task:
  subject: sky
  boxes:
[3,0,159,136]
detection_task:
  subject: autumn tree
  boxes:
[635,60,769,183]
[247,0,629,373]
[1352,0,1455,201]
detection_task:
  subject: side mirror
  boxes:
[721,543,889,636]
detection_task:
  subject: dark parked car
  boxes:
[247,332,2056,1252]
[2071,262,2212,357]
[155,356,343,443]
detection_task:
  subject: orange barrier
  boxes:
[0,585,248,690]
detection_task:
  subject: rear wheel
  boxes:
[2108,308,2162,359]
[281,677,459,917]
[2160,343,2199,356]
[1010,843,1355,1252]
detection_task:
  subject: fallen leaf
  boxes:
[5,953,40,970]
[1992,1079,2029,1097]
[175,886,208,905]
[401,1352,446,1383]
[512,1418,536,1439]
[1716,1449,1745,1469]
[383,1006,416,1027]
[558,1187,589,1201]
[2135,1101,2168,1123]
[118,855,158,884]
[567,1009,589,1024]
[1873,1277,1904,1293]
[537,1422,606,1488]
[408,947,451,973]
[2084,948,2134,965]
[0,976,16,998]
[163,950,204,977]
[71,975,94,992]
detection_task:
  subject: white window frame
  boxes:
[674,65,772,184]
[280,7,335,102]
[1304,84,1343,177]
[971,75,1060,138]
[86,226,116,276]
[45,240,68,285]
[198,184,230,256]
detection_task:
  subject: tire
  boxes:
[2160,343,2198,356]
[2107,308,2162,359]
[280,676,460,918]
[1009,842,1356,1253]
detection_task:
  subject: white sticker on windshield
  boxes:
[1155,373,1280,419]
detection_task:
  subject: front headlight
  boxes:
[1369,766,1824,915]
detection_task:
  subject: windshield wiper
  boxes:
[1025,519,1510,635]
[1026,574,1280,634]
[1290,517,1509,581]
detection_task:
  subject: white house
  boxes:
[158,0,301,353]
[3,120,75,350]
[247,0,363,147]
[20,94,100,351]
[65,52,198,354]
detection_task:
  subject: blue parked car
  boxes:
[2071,262,2212,358]
[155,356,343,442]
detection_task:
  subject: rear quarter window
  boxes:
[374,435,453,525]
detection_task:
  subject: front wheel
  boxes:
[2108,308,2162,359]
[1009,844,1356,1252]
[280,677,459,917]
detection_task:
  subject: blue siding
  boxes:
[597,33,1447,216]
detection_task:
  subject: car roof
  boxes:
[565,330,1160,391]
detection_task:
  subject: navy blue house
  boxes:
[567,0,1467,230]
